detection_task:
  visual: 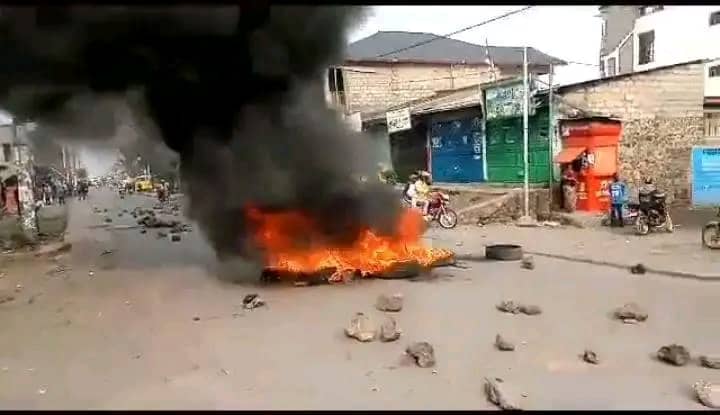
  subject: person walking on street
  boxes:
[609,173,628,227]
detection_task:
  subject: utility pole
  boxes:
[521,46,530,220]
[547,63,555,208]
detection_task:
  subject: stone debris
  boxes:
[379,316,401,342]
[14,284,23,293]
[242,294,265,310]
[157,231,168,239]
[405,342,436,368]
[496,300,542,316]
[375,293,403,312]
[345,312,376,342]
[484,377,520,410]
[100,249,114,256]
[582,349,599,365]
[171,234,181,242]
[700,355,720,369]
[495,334,515,351]
[521,256,535,270]
[140,229,147,234]
[46,264,71,277]
[657,344,691,366]
[630,263,647,275]
[0,294,15,304]
[614,303,648,323]
[694,380,720,409]
[104,217,112,223]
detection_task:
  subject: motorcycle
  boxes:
[634,189,673,235]
[403,191,458,229]
[602,202,640,227]
[702,207,720,249]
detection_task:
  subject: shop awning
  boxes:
[554,146,586,164]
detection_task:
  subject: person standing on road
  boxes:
[561,165,578,213]
[609,173,628,227]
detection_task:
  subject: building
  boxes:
[598,6,720,136]
[326,31,565,116]
[361,77,553,186]
[554,60,707,202]
[599,6,720,76]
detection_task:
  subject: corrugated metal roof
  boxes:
[346,31,567,67]
[362,83,491,124]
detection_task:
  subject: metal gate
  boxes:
[430,116,485,183]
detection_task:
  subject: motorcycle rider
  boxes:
[415,171,431,217]
[640,177,656,195]
[403,173,419,205]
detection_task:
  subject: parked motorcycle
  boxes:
[701,207,720,249]
[634,189,673,235]
[402,191,458,229]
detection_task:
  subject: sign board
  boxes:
[691,146,720,206]
[386,108,412,134]
[342,112,362,132]
[484,80,536,120]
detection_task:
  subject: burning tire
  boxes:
[485,244,523,261]
[438,208,458,229]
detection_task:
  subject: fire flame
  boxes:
[245,206,454,282]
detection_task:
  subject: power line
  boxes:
[375,6,535,59]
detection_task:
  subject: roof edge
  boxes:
[557,59,707,93]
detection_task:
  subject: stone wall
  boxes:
[342,63,515,114]
[557,61,706,202]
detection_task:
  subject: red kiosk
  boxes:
[554,117,622,213]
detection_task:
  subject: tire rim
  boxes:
[439,211,456,228]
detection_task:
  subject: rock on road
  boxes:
[0,188,718,409]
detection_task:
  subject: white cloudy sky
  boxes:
[348,5,602,86]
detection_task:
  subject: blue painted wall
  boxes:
[429,115,485,183]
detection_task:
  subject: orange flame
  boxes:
[245,206,454,282]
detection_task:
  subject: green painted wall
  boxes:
[485,106,551,184]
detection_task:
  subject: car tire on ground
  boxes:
[485,244,524,261]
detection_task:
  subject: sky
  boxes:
[348,6,602,86]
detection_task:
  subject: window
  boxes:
[711,11,720,26]
[706,112,720,137]
[710,65,720,78]
[639,5,664,16]
[601,20,607,37]
[638,30,655,65]
[2,144,11,163]
[326,67,346,107]
[607,57,617,76]
[599,60,605,77]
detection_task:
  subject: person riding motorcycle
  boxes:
[403,173,419,204]
[639,177,656,194]
[414,171,432,216]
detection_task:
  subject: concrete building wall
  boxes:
[632,6,720,73]
[558,61,706,201]
[341,62,507,114]
[599,6,642,57]
[706,59,720,97]
[618,37,634,75]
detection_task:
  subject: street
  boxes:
[0,188,719,409]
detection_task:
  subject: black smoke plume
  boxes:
[0,6,403,264]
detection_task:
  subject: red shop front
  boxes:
[554,117,622,213]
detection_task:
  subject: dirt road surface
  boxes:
[0,189,718,409]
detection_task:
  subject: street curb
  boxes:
[524,250,720,282]
[0,241,71,263]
